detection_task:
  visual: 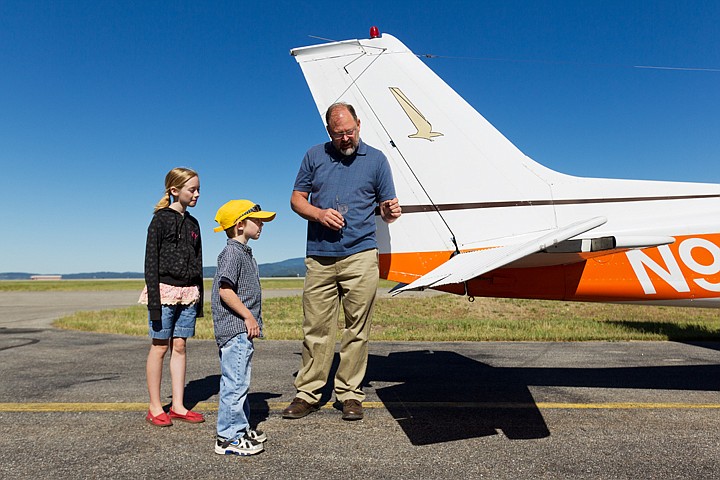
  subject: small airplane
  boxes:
[291,28,720,307]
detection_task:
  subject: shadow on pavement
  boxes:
[606,321,720,342]
[362,348,720,446]
[367,350,550,444]
[181,374,281,429]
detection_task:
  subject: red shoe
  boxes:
[146,410,172,427]
[169,408,205,423]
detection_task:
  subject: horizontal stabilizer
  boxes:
[392,216,607,295]
[613,236,676,249]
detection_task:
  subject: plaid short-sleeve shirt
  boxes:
[211,239,262,348]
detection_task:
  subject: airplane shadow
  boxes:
[365,350,550,444]
[361,347,720,446]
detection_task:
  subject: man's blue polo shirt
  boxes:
[293,140,396,257]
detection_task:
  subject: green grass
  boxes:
[51,293,720,342]
[0,279,150,292]
[7,279,719,341]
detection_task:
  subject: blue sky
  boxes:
[2,1,719,274]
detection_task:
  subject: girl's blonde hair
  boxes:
[153,167,199,213]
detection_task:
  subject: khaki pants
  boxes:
[294,249,379,403]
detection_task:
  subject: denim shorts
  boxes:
[148,303,197,339]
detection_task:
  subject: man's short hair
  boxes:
[325,102,358,125]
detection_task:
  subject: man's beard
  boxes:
[340,145,357,156]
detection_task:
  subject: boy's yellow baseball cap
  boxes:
[213,199,276,232]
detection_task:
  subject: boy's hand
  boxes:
[245,316,260,340]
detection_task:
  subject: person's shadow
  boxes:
[178,374,280,429]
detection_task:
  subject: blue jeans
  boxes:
[217,333,254,440]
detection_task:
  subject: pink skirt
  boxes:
[138,283,200,305]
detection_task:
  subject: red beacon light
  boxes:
[369,26,380,39]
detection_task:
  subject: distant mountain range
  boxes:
[0,257,306,280]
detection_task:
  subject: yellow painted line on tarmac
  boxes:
[359,402,720,410]
[536,402,720,409]
[0,402,216,412]
[2,401,720,412]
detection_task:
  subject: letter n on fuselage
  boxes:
[626,245,690,295]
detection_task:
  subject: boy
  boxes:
[211,199,276,456]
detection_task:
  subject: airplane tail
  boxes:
[291,34,558,259]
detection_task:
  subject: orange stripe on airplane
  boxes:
[380,233,720,302]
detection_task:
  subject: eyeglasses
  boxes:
[329,128,357,140]
[234,204,261,224]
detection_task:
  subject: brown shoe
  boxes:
[342,399,363,421]
[282,397,319,419]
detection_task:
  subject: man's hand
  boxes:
[292,190,343,231]
[317,208,345,231]
[380,198,402,223]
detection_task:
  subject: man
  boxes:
[285,102,401,421]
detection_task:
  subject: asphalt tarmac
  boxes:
[1,290,719,479]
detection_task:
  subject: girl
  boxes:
[140,167,205,426]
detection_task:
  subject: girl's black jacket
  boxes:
[144,207,204,322]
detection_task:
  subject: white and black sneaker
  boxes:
[215,434,264,456]
[246,429,267,443]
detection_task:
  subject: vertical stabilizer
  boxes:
[291,34,557,259]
